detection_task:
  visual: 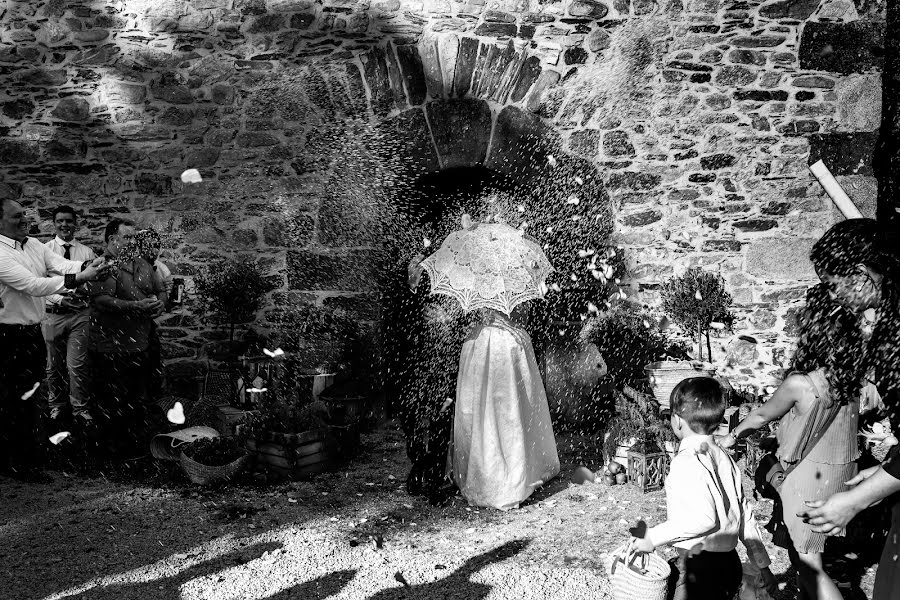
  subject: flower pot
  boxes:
[645,361,716,410]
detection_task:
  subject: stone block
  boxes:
[588,28,610,53]
[807,132,876,176]
[135,173,173,196]
[569,0,609,18]
[426,98,492,168]
[732,218,777,232]
[486,105,561,180]
[700,153,737,170]
[15,69,68,86]
[834,175,877,218]
[361,47,394,116]
[728,49,766,66]
[759,0,820,19]
[452,36,480,98]
[2,99,35,119]
[395,44,427,105]
[607,171,662,190]
[569,129,601,156]
[525,69,561,114]
[153,83,194,104]
[106,81,147,104]
[714,65,757,86]
[286,250,379,292]
[731,36,786,48]
[183,147,220,168]
[0,139,41,165]
[474,23,517,37]
[621,210,662,226]
[799,21,884,74]
[834,74,881,132]
[746,237,817,280]
[509,55,541,103]
[236,131,281,147]
[603,130,635,157]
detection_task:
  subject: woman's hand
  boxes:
[798,492,864,536]
[845,465,881,486]
[717,432,737,450]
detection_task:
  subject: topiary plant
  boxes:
[660,267,734,363]
[194,256,274,345]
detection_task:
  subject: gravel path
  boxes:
[0,426,879,600]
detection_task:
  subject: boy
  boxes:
[632,377,777,600]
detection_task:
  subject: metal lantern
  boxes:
[627,443,669,493]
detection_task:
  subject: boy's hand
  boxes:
[631,535,655,554]
[760,567,777,595]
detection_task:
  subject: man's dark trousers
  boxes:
[0,324,45,473]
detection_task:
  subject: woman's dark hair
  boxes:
[791,284,866,406]
[806,218,900,403]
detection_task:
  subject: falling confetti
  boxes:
[694,290,703,300]
[546,155,558,167]
[180,168,202,184]
[262,347,285,357]
[566,195,580,205]
[710,321,725,330]
[423,238,431,248]
[21,381,40,401]
[167,401,185,425]
[49,431,70,445]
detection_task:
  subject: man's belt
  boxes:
[45,305,86,315]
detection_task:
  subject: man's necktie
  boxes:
[63,243,71,259]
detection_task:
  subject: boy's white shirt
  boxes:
[647,434,771,570]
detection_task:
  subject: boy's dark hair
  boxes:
[670,377,725,435]
[104,218,133,243]
[52,205,78,222]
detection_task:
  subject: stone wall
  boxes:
[0,0,886,391]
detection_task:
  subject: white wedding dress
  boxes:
[450,310,560,510]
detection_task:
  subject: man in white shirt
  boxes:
[0,198,107,480]
[43,205,97,427]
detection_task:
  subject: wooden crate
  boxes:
[214,405,256,436]
[245,425,359,480]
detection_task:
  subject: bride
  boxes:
[450,304,560,510]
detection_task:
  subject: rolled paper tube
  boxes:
[809,160,864,219]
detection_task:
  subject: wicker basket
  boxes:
[645,361,716,409]
[179,451,251,485]
[606,542,670,600]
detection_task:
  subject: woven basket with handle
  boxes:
[179,452,251,485]
[605,541,670,600]
[645,361,716,410]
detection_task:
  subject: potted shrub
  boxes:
[236,397,359,480]
[644,268,735,409]
[660,267,734,363]
[194,256,274,359]
[180,436,251,485]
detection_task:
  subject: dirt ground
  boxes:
[0,424,883,600]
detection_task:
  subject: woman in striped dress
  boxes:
[721,284,871,600]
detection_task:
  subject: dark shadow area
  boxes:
[262,570,357,600]
[365,539,530,600]
[63,541,283,600]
